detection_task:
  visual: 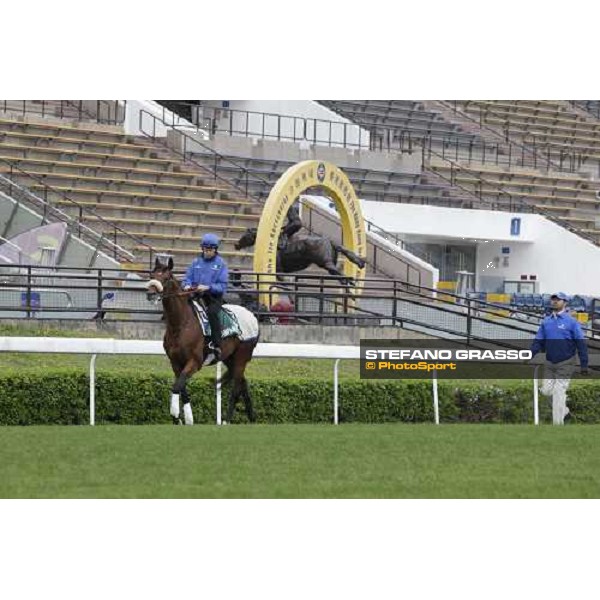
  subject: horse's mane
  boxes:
[160,274,197,326]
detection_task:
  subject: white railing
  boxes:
[0,337,360,426]
[0,337,546,426]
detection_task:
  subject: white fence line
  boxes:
[0,337,361,426]
[0,337,545,426]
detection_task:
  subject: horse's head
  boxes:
[146,256,174,302]
[235,227,257,250]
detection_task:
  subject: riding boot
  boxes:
[211,328,223,360]
[206,296,223,360]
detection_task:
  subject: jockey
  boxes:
[182,233,229,360]
[278,202,303,252]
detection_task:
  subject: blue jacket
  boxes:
[182,254,228,296]
[531,311,588,368]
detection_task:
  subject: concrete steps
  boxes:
[0,112,264,268]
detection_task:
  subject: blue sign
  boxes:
[21,292,40,309]
[510,218,521,236]
[502,246,510,254]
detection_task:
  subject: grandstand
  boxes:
[3,98,600,334]
[0,105,258,270]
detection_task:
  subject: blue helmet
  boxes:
[200,233,220,248]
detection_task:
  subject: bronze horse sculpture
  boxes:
[235,227,366,284]
[146,257,259,425]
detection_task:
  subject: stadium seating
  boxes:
[0,113,258,268]
[452,100,600,159]
[428,159,600,243]
[318,100,481,144]
[187,152,475,208]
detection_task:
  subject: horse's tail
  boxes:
[333,243,366,270]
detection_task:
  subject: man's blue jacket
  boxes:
[182,254,228,296]
[531,310,588,368]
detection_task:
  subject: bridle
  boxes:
[146,270,197,302]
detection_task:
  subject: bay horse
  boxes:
[146,257,259,425]
[235,227,366,284]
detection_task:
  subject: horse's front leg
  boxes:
[181,388,193,426]
[325,261,358,287]
[171,359,200,426]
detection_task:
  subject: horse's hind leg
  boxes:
[322,261,356,287]
[335,244,366,269]
[226,378,242,424]
[321,259,342,277]
[241,378,256,423]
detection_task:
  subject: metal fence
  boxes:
[0,100,126,125]
[2,265,600,346]
[0,159,154,265]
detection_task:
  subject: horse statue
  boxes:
[146,257,259,425]
[234,227,366,284]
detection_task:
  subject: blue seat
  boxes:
[570,295,586,313]
[542,294,552,309]
[513,293,525,309]
[523,294,534,310]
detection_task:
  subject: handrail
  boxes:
[4,265,600,343]
[139,109,270,199]
[1,263,598,322]
[569,101,600,121]
[0,236,27,264]
[0,160,157,264]
[446,100,589,172]
[63,100,126,126]
[318,100,497,147]
[320,100,589,175]
[441,100,572,172]
[159,100,592,176]
[0,100,125,126]
[156,101,372,149]
[156,101,509,159]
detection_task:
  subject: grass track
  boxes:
[2,424,600,498]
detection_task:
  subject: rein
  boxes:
[147,276,200,300]
[160,289,198,300]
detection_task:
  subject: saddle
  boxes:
[191,299,241,339]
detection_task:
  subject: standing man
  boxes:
[183,233,228,361]
[531,292,589,425]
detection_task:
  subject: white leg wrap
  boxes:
[170,394,180,419]
[183,403,194,426]
[552,380,570,425]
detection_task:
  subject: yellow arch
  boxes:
[253,160,367,308]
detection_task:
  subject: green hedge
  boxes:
[2,370,600,425]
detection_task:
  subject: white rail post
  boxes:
[533,365,540,426]
[333,359,340,425]
[216,361,222,425]
[89,354,97,426]
[432,370,440,425]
